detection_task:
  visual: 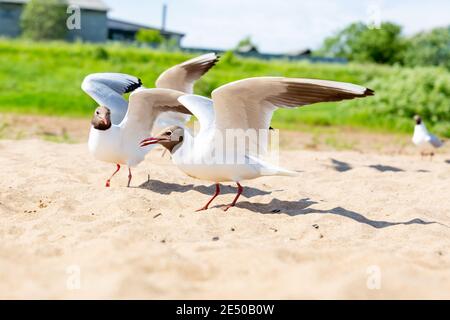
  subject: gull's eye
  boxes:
[165,131,172,136]
[96,111,100,115]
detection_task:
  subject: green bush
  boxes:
[92,47,109,60]
[20,0,67,41]
[135,29,164,46]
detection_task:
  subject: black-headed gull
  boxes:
[82,53,219,187]
[141,77,374,211]
[89,88,191,187]
[412,115,443,160]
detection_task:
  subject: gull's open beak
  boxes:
[140,137,160,147]
[100,118,108,126]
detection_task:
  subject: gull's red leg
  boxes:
[196,184,221,212]
[106,164,121,187]
[127,168,132,187]
[223,183,244,212]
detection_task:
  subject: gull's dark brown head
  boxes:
[140,126,184,153]
[414,115,422,125]
[91,106,112,131]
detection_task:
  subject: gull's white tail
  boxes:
[271,167,299,177]
[248,155,299,177]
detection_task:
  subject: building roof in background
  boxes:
[287,49,313,56]
[0,0,109,12]
[107,18,185,37]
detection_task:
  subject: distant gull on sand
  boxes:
[141,77,374,211]
[412,115,443,160]
[82,53,219,187]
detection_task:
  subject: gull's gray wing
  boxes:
[82,73,142,124]
[428,133,444,148]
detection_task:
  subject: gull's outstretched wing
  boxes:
[212,77,374,131]
[211,77,374,152]
[155,53,219,94]
[82,73,142,124]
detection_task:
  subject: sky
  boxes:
[103,0,450,53]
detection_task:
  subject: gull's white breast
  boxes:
[413,124,429,146]
[88,126,151,167]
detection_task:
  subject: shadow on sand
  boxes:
[138,179,275,198]
[330,159,353,172]
[234,198,440,229]
[329,159,406,173]
[368,164,405,172]
[138,181,442,230]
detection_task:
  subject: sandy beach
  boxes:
[0,115,449,299]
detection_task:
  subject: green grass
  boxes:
[1,39,449,137]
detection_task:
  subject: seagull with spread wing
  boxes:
[82,53,219,187]
[141,77,374,211]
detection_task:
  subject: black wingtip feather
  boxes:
[184,54,221,78]
[125,78,143,93]
[206,54,220,70]
[365,88,375,96]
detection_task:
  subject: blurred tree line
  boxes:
[316,22,450,70]
[18,0,450,72]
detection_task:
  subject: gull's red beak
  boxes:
[140,137,159,147]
